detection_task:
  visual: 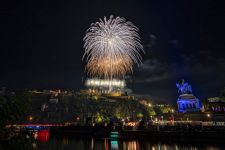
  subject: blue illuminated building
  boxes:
[176,79,202,113]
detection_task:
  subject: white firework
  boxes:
[83,15,144,79]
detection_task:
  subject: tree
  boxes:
[148,108,156,116]
[95,113,103,123]
[137,112,143,118]
[115,106,125,119]
[0,93,35,150]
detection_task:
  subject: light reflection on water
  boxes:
[36,131,225,150]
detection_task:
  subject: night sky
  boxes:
[2,0,225,104]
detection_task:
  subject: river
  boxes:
[35,130,225,150]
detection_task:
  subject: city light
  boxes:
[127,122,136,127]
[28,116,33,121]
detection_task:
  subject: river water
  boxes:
[35,130,225,150]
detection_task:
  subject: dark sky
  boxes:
[1,0,225,104]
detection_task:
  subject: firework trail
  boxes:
[83,15,143,79]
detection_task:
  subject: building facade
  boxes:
[203,97,225,113]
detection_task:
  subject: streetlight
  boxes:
[171,109,175,124]
[28,116,33,121]
[150,115,153,121]
[76,116,80,121]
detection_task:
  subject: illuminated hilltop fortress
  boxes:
[176,79,202,113]
[85,78,125,94]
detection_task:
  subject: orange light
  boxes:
[127,122,136,126]
[28,116,33,121]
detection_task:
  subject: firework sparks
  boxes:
[83,15,143,79]
[85,56,133,78]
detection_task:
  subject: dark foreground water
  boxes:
[36,132,225,150]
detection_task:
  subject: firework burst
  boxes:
[83,15,143,79]
[86,56,133,78]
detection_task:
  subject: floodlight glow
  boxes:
[85,79,125,88]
